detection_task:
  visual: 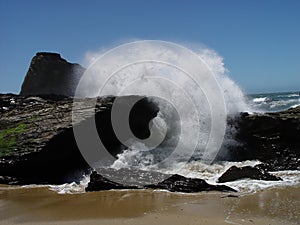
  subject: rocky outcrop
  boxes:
[223,106,300,171]
[86,171,237,193]
[20,52,85,96]
[217,166,282,183]
[2,52,298,190]
[0,94,158,184]
[1,92,299,185]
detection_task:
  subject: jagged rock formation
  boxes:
[20,52,85,96]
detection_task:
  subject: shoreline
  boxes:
[1,185,299,225]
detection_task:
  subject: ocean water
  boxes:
[246,91,300,112]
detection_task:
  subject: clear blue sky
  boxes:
[1,0,299,94]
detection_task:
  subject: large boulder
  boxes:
[20,52,85,96]
[217,166,282,183]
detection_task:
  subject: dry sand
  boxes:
[0,185,299,225]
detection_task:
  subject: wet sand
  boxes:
[0,185,299,225]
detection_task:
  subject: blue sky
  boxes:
[0,0,299,94]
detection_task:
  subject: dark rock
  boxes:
[145,174,237,193]
[0,94,158,184]
[217,166,282,183]
[221,106,300,171]
[86,171,237,193]
[85,171,137,191]
[20,52,85,96]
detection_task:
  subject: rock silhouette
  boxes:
[20,52,85,96]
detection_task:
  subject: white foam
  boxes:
[224,170,300,193]
[287,93,299,97]
[48,175,90,194]
[291,104,300,108]
[270,99,298,108]
[252,97,269,103]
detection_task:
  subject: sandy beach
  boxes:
[1,185,299,225]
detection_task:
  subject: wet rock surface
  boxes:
[223,106,300,171]
[217,165,282,183]
[86,170,237,193]
[145,174,237,193]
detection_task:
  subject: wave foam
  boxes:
[252,97,270,103]
[48,175,90,194]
